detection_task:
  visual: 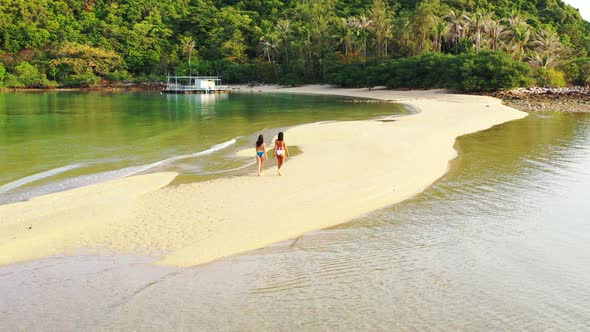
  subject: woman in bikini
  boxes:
[274,132,289,175]
[255,135,268,176]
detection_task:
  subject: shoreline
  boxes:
[0,86,527,266]
[0,82,165,93]
[3,83,590,113]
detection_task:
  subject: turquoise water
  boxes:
[0,91,406,204]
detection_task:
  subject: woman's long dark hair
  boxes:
[278,132,284,141]
[256,135,264,148]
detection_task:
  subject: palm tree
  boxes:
[446,10,471,45]
[393,13,416,56]
[530,28,561,54]
[356,15,373,62]
[507,16,527,29]
[446,10,462,44]
[259,35,279,62]
[180,36,196,75]
[384,24,393,57]
[509,27,531,60]
[530,52,559,69]
[433,20,448,52]
[338,17,356,56]
[471,11,492,52]
[529,28,563,68]
[484,17,506,51]
[276,19,291,64]
[369,0,392,61]
[412,1,438,54]
[340,16,372,62]
[461,12,472,40]
[300,26,313,67]
[506,16,531,60]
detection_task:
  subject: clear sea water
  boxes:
[1,92,589,330]
[0,91,405,204]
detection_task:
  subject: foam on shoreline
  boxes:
[0,86,527,266]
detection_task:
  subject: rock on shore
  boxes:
[491,87,590,113]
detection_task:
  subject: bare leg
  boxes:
[277,156,284,175]
[256,156,262,176]
[260,156,265,175]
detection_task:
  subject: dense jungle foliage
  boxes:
[0,0,589,90]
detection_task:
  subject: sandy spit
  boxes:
[0,86,527,266]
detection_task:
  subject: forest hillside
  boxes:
[0,0,589,90]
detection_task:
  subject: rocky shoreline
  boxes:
[490,87,590,113]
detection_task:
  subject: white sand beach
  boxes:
[0,86,527,266]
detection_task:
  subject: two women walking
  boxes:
[255,132,289,176]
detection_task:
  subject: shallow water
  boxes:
[1,105,590,330]
[0,91,405,204]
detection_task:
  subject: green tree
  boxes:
[471,11,493,52]
[222,30,248,63]
[459,51,532,91]
[0,62,6,83]
[303,0,340,77]
[180,36,197,74]
[561,57,590,85]
[529,28,563,69]
[259,35,279,62]
[484,16,507,51]
[533,67,566,87]
[13,61,48,87]
[355,15,373,62]
[369,0,393,61]
[433,20,448,53]
[337,17,360,62]
[50,42,122,79]
[276,19,292,64]
[412,1,438,55]
[506,16,531,60]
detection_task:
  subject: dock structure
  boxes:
[163,75,230,94]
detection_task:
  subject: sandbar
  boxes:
[0,86,527,266]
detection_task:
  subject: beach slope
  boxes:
[0,87,527,266]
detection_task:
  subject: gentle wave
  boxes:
[0,167,142,205]
[0,164,85,194]
[125,138,237,176]
[0,139,238,205]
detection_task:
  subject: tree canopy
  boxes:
[0,0,589,89]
